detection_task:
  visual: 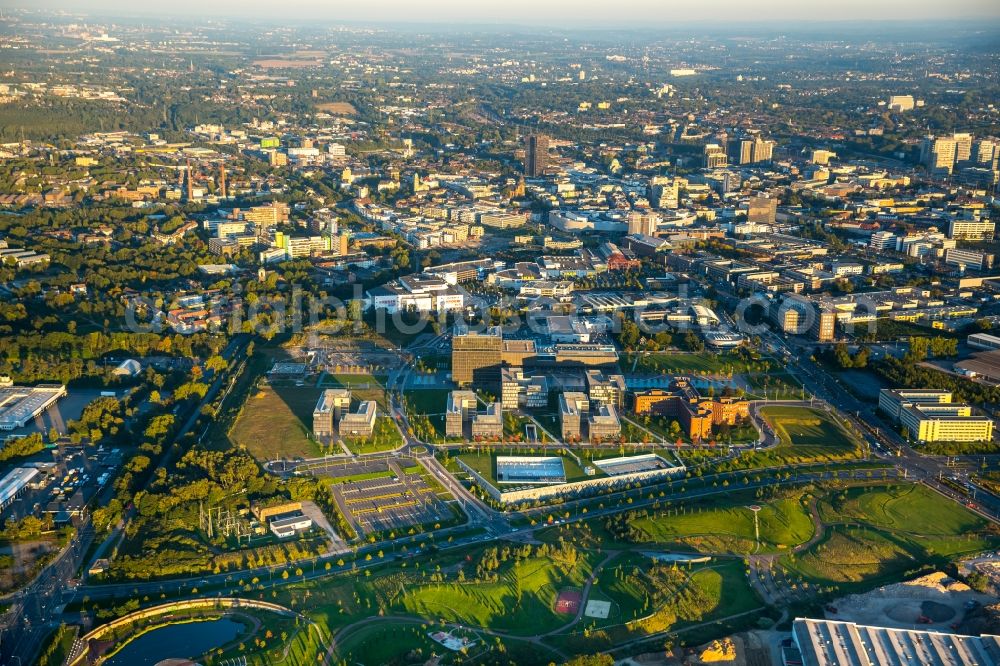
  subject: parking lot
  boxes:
[311,341,401,375]
[2,445,122,525]
[330,461,453,536]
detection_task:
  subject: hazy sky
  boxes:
[26,0,1000,24]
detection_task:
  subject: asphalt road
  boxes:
[10,328,1000,664]
[0,335,250,666]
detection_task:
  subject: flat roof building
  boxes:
[313,389,352,439]
[445,390,478,438]
[269,512,313,539]
[589,403,622,442]
[452,326,504,385]
[501,367,548,410]
[969,333,1000,352]
[586,369,627,409]
[0,467,39,510]
[559,392,589,442]
[472,402,503,441]
[879,389,993,443]
[340,401,377,438]
[793,617,1000,666]
[633,378,749,441]
[0,384,67,431]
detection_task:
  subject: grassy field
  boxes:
[229,385,323,460]
[782,527,915,585]
[334,622,558,666]
[727,405,863,470]
[315,101,357,115]
[628,497,815,554]
[344,417,404,455]
[334,623,458,665]
[402,389,451,443]
[403,388,451,416]
[744,371,804,400]
[557,557,762,653]
[819,484,986,536]
[780,483,998,590]
[763,406,852,449]
[36,624,77,666]
[324,373,389,409]
[396,549,600,635]
[628,351,763,376]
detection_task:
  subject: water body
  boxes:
[104,617,245,666]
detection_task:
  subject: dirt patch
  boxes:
[253,58,322,69]
[316,102,357,115]
[828,571,990,630]
[922,600,957,622]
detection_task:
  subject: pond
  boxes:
[104,617,245,666]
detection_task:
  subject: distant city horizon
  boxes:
[19,0,1000,25]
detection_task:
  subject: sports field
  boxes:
[455,451,600,485]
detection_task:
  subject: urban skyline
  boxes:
[0,7,998,666]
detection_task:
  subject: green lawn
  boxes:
[403,389,452,443]
[403,388,451,416]
[325,373,390,410]
[396,549,600,635]
[37,625,77,666]
[744,371,805,400]
[819,484,987,536]
[780,483,999,591]
[334,623,463,665]
[628,351,763,376]
[229,385,323,461]
[781,527,915,585]
[556,558,762,652]
[629,497,815,554]
[762,405,853,448]
[728,405,864,469]
[334,622,557,666]
[344,417,404,455]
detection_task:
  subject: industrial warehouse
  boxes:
[792,618,1000,666]
[0,383,67,432]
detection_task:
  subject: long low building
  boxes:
[0,384,67,431]
[0,467,40,510]
[955,350,1000,383]
[879,388,994,443]
[793,617,1000,666]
